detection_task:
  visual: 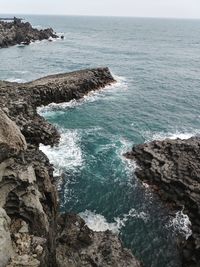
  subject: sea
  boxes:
[1,15,200,267]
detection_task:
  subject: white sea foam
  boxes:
[167,210,192,240]
[118,137,138,175]
[39,129,84,176]
[5,78,26,83]
[33,25,43,29]
[143,130,199,143]
[79,208,149,234]
[37,73,128,114]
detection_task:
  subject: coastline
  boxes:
[0,17,58,48]
[0,67,141,266]
[125,137,200,267]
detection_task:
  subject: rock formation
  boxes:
[125,137,200,267]
[0,18,58,48]
[0,67,141,267]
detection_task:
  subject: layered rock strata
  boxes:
[0,67,141,267]
[125,137,200,267]
[0,18,58,48]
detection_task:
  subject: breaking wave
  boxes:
[167,210,192,240]
[5,78,26,83]
[39,129,84,176]
[37,74,127,114]
[79,209,149,234]
[143,129,199,143]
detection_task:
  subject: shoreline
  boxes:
[0,17,58,48]
[125,137,200,267]
[0,67,141,267]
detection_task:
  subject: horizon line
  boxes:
[0,12,200,20]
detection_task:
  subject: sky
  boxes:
[0,0,200,19]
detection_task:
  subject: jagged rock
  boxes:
[0,19,58,48]
[56,213,141,267]
[125,137,200,267]
[0,208,13,267]
[0,108,27,163]
[0,68,141,266]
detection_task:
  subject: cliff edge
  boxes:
[125,137,200,267]
[0,67,141,267]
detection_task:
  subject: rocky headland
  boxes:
[125,137,200,267]
[0,17,58,48]
[0,67,141,267]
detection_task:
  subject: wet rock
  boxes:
[125,137,200,267]
[0,68,141,266]
[56,213,141,267]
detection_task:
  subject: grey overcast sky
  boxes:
[0,0,200,19]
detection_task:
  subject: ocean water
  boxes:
[1,15,200,267]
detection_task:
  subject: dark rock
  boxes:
[56,213,141,267]
[125,137,200,267]
[0,19,58,48]
[0,68,141,266]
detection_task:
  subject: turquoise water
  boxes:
[1,15,200,267]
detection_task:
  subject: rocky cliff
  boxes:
[0,67,141,267]
[0,17,58,48]
[125,137,200,267]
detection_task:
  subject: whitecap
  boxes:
[167,210,192,240]
[39,129,84,176]
[79,208,149,234]
[143,130,199,143]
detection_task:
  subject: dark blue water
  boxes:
[1,15,200,267]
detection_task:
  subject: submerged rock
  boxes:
[125,137,200,267]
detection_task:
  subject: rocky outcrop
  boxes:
[0,18,58,48]
[125,137,200,267]
[0,108,27,162]
[0,68,141,266]
[0,208,14,267]
[56,213,141,267]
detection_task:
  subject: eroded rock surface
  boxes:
[0,68,141,266]
[56,214,141,267]
[0,18,58,48]
[125,137,200,267]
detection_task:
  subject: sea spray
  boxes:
[40,129,84,176]
[167,211,192,240]
[79,209,149,234]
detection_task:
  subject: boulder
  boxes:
[0,108,27,162]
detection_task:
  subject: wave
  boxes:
[79,208,149,234]
[39,128,84,176]
[143,129,199,143]
[118,137,138,176]
[14,70,30,74]
[37,74,128,114]
[5,78,26,83]
[167,210,192,240]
